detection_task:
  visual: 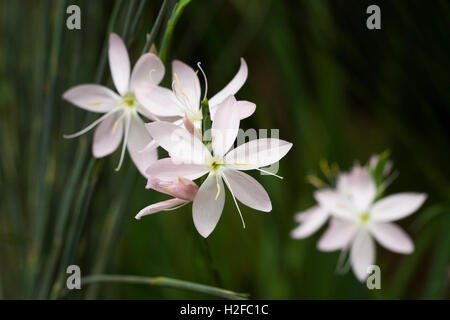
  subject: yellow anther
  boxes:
[174,72,182,91]
[215,183,221,200]
[86,102,102,106]
[306,175,325,188]
[195,69,199,75]
[111,120,119,135]
[234,162,248,166]
[331,162,340,176]
[173,72,189,100]
[319,159,331,178]
[162,186,172,193]
[178,177,186,185]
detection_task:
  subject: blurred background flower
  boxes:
[0,0,449,299]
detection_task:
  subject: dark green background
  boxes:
[0,0,449,299]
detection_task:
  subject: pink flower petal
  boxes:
[172,60,201,110]
[146,158,208,181]
[369,222,414,254]
[209,58,248,109]
[146,177,198,201]
[211,96,240,157]
[350,230,376,282]
[223,169,271,212]
[146,121,211,164]
[211,99,255,122]
[225,138,292,170]
[92,111,124,158]
[135,198,187,219]
[126,115,158,177]
[63,84,120,113]
[135,83,182,117]
[337,165,376,212]
[235,100,256,120]
[108,33,130,96]
[193,173,225,238]
[317,218,356,251]
[370,193,427,222]
[291,206,329,239]
[314,189,357,220]
[130,53,165,89]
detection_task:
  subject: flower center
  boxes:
[122,92,136,109]
[206,156,224,173]
[360,212,370,223]
[210,161,223,172]
[186,109,203,123]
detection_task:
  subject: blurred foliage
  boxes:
[0,0,449,299]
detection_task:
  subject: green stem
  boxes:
[85,167,137,299]
[79,274,248,300]
[128,0,147,42]
[202,239,223,287]
[36,140,88,299]
[34,0,66,261]
[142,0,169,54]
[158,0,192,63]
[121,0,137,38]
[32,0,67,298]
[201,98,212,152]
[50,158,99,299]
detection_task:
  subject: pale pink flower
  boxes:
[315,166,426,281]
[290,165,370,239]
[63,33,164,175]
[290,205,329,239]
[134,58,256,134]
[135,177,198,219]
[145,96,292,237]
[291,157,393,239]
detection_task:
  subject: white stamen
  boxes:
[162,201,189,211]
[63,108,119,139]
[111,111,127,135]
[256,168,284,179]
[171,79,193,113]
[136,105,161,122]
[138,139,158,154]
[115,115,131,171]
[222,174,246,229]
[197,62,208,100]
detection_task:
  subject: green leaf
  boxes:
[76,274,248,300]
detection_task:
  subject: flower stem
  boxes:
[201,98,213,152]
[121,0,137,38]
[32,0,67,298]
[202,238,223,287]
[158,0,192,63]
[50,158,100,299]
[142,0,169,55]
[85,165,137,299]
[78,274,249,300]
[127,0,146,41]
